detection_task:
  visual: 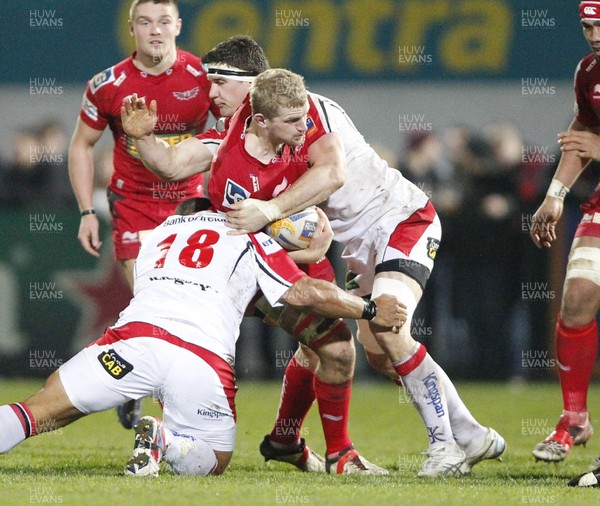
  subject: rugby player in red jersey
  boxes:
[68,0,219,430]
[122,36,506,477]
[533,3,600,485]
[68,0,219,288]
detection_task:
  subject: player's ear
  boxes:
[253,113,268,128]
[128,19,134,37]
[175,17,182,36]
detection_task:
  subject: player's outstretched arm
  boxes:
[68,118,104,257]
[283,277,407,330]
[531,119,594,249]
[121,94,213,181]
[226,132,346,234]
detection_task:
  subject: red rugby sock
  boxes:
[556,315,598,413]
[314,376,352,456]
[269,357,316,446]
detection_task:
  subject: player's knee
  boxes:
[561,276,600,325]
[24,371,84,429]
[293,345,319,371]
[211,453,233,475]
[169,439,221,476]
[316,338,355,375]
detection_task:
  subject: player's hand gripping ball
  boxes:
[264,207,319,250]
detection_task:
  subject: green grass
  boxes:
[1,379,599,505]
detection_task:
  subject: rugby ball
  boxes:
[264,207,319,250]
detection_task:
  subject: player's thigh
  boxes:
[376,205,440,290]
[23,370,85,428]
[58,337,170,414]
[343,203,440,299]
[109,193,171,262]
[161,348,236,453]
[562,236,600,321]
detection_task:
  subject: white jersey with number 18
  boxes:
[113,211,306,366]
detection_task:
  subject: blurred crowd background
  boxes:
[1,0,597,381]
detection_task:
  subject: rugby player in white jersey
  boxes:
[0,198,405,477]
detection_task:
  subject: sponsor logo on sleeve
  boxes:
[97,348,133,379]
[305,115,317,138]
[259,235,282,255]
[82,96,98,122]
[90,67,115,94]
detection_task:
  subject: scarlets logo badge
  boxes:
[173,86,200,101]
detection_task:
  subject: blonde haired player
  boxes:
[122,38,506,477]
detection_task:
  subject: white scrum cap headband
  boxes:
[204,63,258,82]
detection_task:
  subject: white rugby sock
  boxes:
[436,366,487,449]
[163,430,217,476]
[393,344,460,452]
[0,403,34,453]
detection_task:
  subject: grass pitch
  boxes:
[0,379,599,505]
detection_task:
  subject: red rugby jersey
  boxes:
[575,53,600,128]
[79,49,219,202]
[208,99,311,211]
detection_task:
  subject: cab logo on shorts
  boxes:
[97,349,133,379]
[426,237,440,260]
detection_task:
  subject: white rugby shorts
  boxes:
[58,322,237,451]
[343,201,441,297]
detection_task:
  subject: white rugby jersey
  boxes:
[113,211,305,365]
[304,93,429,243]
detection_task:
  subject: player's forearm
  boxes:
[68,144,96,211]
[551,119,597,190]
[549,150,589,193]
[271,165,343,217]
[134,134,181,181]
[283,277,364,320]
[136,135,212,181]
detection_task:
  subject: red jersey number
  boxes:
[154,229,220,269]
